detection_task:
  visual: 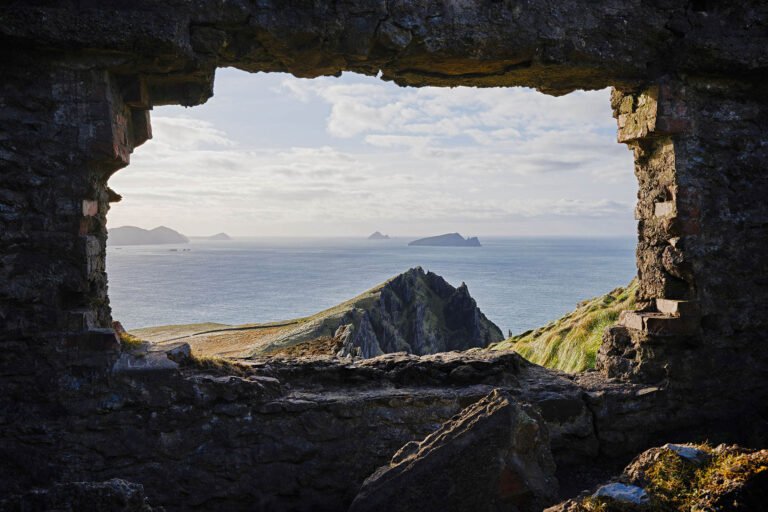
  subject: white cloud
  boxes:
[149,117,235,150]
[108,71,636,236]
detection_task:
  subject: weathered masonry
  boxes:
[1,2,767,510]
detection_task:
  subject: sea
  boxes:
[106,237,636,335]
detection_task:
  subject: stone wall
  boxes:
[1,349,677,511]
[1,1,768,509]
[599,79,768,423]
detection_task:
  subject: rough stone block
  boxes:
[67,309,95,331]
[654,201,674,217]
[84,328,121,352]
[113,352,179,374]
[119,75,150,109]
[644,314,697,336]
[349,389,558,512]
[619,311,645,331]
[82,199,98,217]
[131,109,152,147]
[656,299,699,317]
[619,311,697,335]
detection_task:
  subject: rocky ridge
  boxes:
[142,267,504,359]
[331,267,503,357]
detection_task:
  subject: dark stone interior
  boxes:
[1,1,767,510]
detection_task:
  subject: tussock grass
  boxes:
[491,279,638,373]
[188,353,250,376]
[117,329,145,350]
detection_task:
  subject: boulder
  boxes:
[166,342,192,364]
[349,389,558,512]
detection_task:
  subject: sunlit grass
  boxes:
[491,279,638,372]
[117,329,145,350]
[581,444,767,511]
[188,353,250,376]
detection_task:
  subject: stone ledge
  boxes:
[618,311,697,336]
[655,299,699,317]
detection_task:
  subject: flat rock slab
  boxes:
[349,389,558,512]
[593,483,650,506]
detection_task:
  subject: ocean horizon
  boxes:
[106,235,636,335]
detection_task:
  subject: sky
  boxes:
[108,68,637,237]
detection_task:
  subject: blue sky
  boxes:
[108,68,636,237]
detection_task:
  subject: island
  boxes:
[191,232,232,241]
[367,231,390,240]
[408,233,481,247]
[108,225,189,246]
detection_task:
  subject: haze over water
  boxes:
[107,236,635,335]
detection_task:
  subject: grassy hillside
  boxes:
[131,268,502,359]
[491,279,638,373]
[130,283,387,358]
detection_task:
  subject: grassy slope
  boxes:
[491,279,638,373]
[129,280,389,358]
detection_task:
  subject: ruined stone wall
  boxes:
[2,349,674,511]
[599,78,768,418]
[0,51,152,403]
[2,0,767,389]
[2,1,768,509]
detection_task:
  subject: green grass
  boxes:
[117,329,145,350]
[491,279,638,373]
[188,353,250,376]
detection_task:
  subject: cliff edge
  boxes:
[138,267,503,359]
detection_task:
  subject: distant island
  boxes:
[108,226,189,246]
[191,233,232,241]
[368,231,390,240]
[408,233,481,247]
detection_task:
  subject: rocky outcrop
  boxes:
[137,268,503,359]
[108,226,188,245]
[367,231,390,240]
[546,443,768,512]
[332,267,503,357]
[350,389,558,512]
[165,267,504,358]
[408,233,481,247]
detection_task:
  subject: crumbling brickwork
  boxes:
[1,1,767,510]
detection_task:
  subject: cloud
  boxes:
[149,117,235,150]
[108,72,636,236]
